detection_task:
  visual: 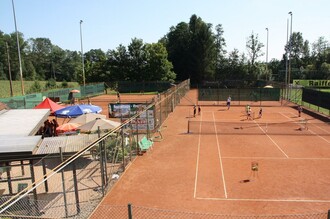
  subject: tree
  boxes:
[84,49,107,82]
[106,39,175,82]
[127,38,147,81]
[5,32,27,81]
[188,15,217,83]
[311,36,329,69]
[28,80,42,93]
[50,45,66,81]
[312,36,328,58]
[26,37,53,80]
[165,15,217,84]
[106,44,130,81]
[246,32,264,79]
[165,22,191,81]
[246,32,264,67]
[214,24,228,81]
[60,50,81,82]
[144,42,176,82]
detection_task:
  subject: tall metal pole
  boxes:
[265,28,269,63]
[80,20,85,86]
[265,28,269,80]
[11,0,25,95]
[285,18,289,100]
[6,42,14,97]
[288,11,293,100]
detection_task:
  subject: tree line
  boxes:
[0,14,329,88]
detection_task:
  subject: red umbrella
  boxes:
[56,123,80,134]
[34,98,64,114]
[70,89,80,93]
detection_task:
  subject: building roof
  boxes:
[0,109,100,161]
[35,134,99,155]
[0,136,42,154]
[0,109,50,136]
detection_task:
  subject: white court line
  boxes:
[312,123,330,134]
[196,197,330,203]
[222,156,330,160]
[308,123,330,134]
[193,113,203,198]
[213,112,228,198]
[281,112,330,144]
[254,120,289,158]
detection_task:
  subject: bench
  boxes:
[138,136,153,152]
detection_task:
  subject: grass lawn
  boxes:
[0,80,79,98]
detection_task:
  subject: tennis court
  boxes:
[91,89,330,217]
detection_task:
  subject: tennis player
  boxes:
[258,108,263,118]
[227,96,231,110]
[298,105,303,117]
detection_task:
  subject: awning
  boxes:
[0,136,42,154]
[0,109,50,136]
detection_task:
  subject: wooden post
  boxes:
[128,203,133,219]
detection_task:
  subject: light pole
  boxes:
[6,42,13,96]
[288,11,293,99]
[80,20,85,86]
[285,18,289,99]
[265,28,269,81]
[11,0,25,95]
[265,28,269,63]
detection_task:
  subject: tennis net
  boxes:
[187,120,330,136]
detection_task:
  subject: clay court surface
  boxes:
[91,90,330,216]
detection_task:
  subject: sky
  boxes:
[1,0,330,61]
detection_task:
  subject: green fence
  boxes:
[282,87,330,116]
[302,88,330,110]
[198,88,280,103]
[0,83,105,109]
[105,81,172,93]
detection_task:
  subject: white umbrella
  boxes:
[264,85,273,88]
[78,118,121,133]
[70,113,106,125]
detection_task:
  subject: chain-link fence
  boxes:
[105,81,172,93]
[91,204,329,219]
[0,79,190,218]
[197,88,281,106]
[282,86,330,116]
[0,83,105,109]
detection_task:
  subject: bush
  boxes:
[28,81,42,93]
[61,80,68,88]
[45,78,57,89]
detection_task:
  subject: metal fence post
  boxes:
[128,203,133,219]
[121,128,125,171]
[72,160,80,214]
[59,147,68,218]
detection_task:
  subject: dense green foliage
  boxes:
[0,14,329,89]
[0,32,175,86]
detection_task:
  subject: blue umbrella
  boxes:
[54,104,102,118]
